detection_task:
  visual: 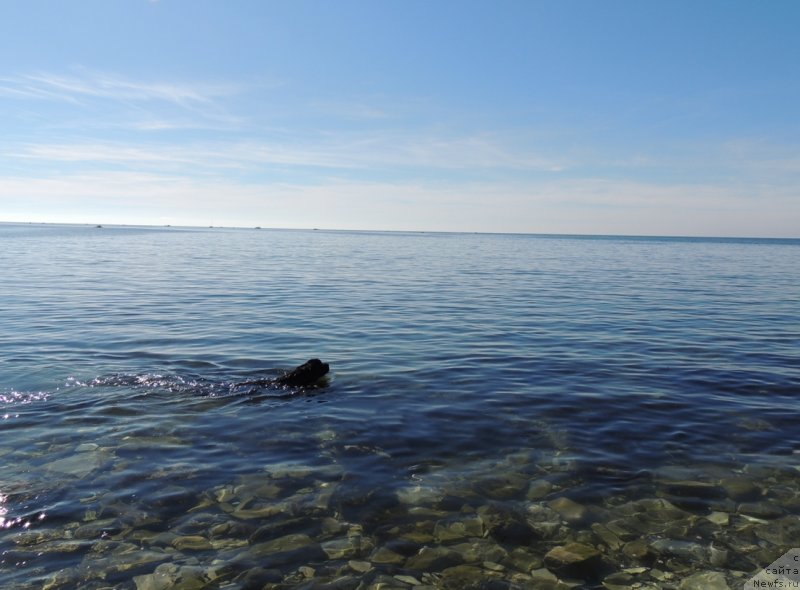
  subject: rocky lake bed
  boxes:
[3,429,799,590]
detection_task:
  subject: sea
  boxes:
[1,222,798,589]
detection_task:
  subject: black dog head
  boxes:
[276,359,330,387]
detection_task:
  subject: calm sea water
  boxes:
[1,223,799,588]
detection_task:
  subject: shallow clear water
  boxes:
[1,223,799,588]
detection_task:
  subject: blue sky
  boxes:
[1,1,798,236]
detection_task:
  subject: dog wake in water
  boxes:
[82,359,330,398]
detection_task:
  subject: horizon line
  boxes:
[1,220,798,241]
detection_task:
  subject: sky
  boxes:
[1,1,798,236]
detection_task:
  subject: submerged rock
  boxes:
[529,567,562,587]
[396,484,444,507]
[75,443,100,453]
[42,568,90,590]
[503,547,542,573]
[433,515,484,542]
[248,532,315,556]
[231,503,285,520]
[406,546,464,571]
[43,450,109,478]
[720,477,761,502]
[474,473,528,500]
[705,511,730,526]
[650,538,707,562]
[754,515,800,546]
[621,539,654,563]
[548,497,590,525]
[172,535,213,551]
[478,504,537,545]
[231,567,282,588]
[133,563,181,590]
[543,542,603,579]
[450,539,508,565]
[321,535,371,560]
[348,559,372,573]
[369,546,405,565]
[738,501,784,520]
[394,573,423,585]
[526,479,554,501]
[602,571,635,590]
[660,480,725,499]
[439,564,503,590]
[73,518,124,539]
[678,570,730,590]
[591,522,623,550]
[525,503,564,540]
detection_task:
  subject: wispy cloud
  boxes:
[0,69,237,106]
[8,131,568,175]
[308,98,393,120]
[0,67,244,129]
[235,131,567,172]
[12,143,232,169]
[719,139,800,175]
[1,67,569,172]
